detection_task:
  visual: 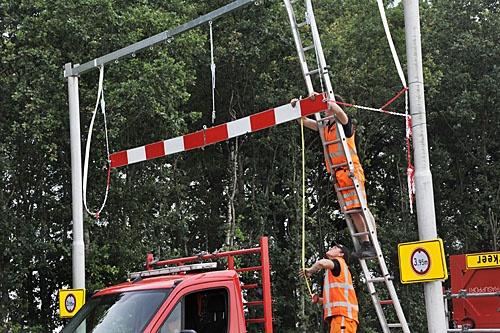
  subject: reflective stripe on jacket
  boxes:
[323,257,359,323]
[323,122,361,173]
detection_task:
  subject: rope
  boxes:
[300,118,313,297]
[209,21,216,124]
[83,65,111,219]
[333,100,409,118]
[405,92,415,213]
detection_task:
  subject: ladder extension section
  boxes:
[283,1,410,332]
[147,237,273,333]
[110,96,328,168]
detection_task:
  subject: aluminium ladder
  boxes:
[283,1,411,332]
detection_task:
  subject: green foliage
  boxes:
[1,0,498,331]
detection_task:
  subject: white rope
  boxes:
[83,65,111,219]
[376,0,407,87]
[339,102,409,117]
[209,21,216,124]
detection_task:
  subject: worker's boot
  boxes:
[352,241,376,259]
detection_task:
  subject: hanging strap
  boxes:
[376,0,414,212]
[376,0,406,88]
[209,21,217,124]
[83,65,111,219]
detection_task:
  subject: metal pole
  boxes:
[67,63,85,290]
[403,1,446,332]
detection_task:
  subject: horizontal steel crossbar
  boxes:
[64,0,254,77]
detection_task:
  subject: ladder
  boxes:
[283,1,410,332]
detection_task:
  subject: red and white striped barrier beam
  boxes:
[110,94,327,168]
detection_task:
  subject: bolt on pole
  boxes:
[403,1,447,332]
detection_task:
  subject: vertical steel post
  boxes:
[403,1,447,332]
[66,63,85,290]
[260,236,273,333]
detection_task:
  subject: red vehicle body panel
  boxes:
[92,270,246,333]
[450,254,500,328]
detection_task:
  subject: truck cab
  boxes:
[62,237,272,333]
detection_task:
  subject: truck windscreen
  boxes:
[62,289,172,333]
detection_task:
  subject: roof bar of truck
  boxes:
[128,262,217,280]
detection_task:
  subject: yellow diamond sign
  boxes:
[398,238,448,284]
[59,289,85,318]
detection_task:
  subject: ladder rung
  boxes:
[337,185,355,191]
[297,21,308,28]
[359,253,378,260]
[244,300,264,307]
[306,66,330,76]
[323,139,342,146]
[306,68,321,76]
[352,231,370,237]
[379,299,394,305]
[331,162,348,169]
[317,115,336,123]
[368,275,394,284]
[241,284,259,290]
[344,209,363,215]
[388,323,403,328]
[367,277,387,283]
[236,265,262,273]
[303,45,315,52]
[246,318,266,324]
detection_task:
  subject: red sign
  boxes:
[450,254,500,328]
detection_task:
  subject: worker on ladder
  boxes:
[296,94,376,258]
[300,244,359,333]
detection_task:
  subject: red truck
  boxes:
[62,237,273,333]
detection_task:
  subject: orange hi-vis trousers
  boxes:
[329,315,358,333]
[335,167,366,211]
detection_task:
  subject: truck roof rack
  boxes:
[128,262,218,280]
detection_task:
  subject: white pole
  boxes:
[66,63,85,290]
[403,1,446,332]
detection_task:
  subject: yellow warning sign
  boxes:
[466,251,500,269]
[59,289,85,318]
[398,238,448,284]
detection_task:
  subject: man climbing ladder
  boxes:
[294,94,376,258]
[285,0,411,331]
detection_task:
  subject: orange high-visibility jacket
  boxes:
[323,122,361,173]
[322,257,359,323]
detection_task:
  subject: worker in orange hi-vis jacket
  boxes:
[292,93,376,259]
[300,244,359,333]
